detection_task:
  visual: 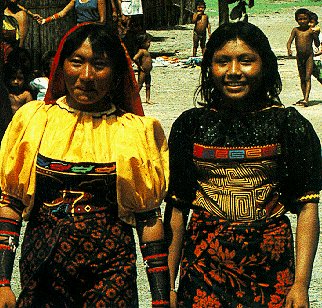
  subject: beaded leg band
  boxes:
[140,240,170,307]
[0,217,22,287]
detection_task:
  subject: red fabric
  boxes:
[45,22,144,116]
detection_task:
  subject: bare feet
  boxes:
[144,100,154,105]
[293,100,309,107]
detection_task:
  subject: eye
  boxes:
[93,59,111,70]
[68,57,83,67]
[213,56,230,65]
[239,55,256,64]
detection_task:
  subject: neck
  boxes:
[66,96,112,112]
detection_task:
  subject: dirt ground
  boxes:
[11,4,322,307]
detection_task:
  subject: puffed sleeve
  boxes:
[0,101,48,219]
[281,108,322,212]
[165,109,199,209]
[115,114,169,226]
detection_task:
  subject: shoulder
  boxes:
[171,107,206,131]
[12,101,47,121]
[118,112,163,131]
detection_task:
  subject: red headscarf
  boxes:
[44,22,144,116]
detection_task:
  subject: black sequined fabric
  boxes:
[167,105,322,214]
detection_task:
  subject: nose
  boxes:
[227,60,242,77]
[80,63,94,80]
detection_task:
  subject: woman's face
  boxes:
[63,38,113,109]
[211,38,263,105]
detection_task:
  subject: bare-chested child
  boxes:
[287,8,320,106]
[133,33,153,104]
[192,1,211,57]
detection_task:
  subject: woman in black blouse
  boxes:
[165,21,321,308]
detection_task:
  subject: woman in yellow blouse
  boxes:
[0,23,170,307]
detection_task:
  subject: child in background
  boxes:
[4,64,33,113]
[192,1,211,57]
[30,50,55,100]
[133,33,153,104]
[309,12,322,84]
[287,8,320,106]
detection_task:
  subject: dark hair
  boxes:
[196,0,206,8]
[59,23,129,105]
[295,8,310,21]
[197,22,282,109]
[136,33,152,47]
[3,63,29,93]
[309,11,319,23]
[41,50,56,78]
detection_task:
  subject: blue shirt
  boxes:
[75,0,99,23]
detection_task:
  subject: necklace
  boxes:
[79,0,90,3]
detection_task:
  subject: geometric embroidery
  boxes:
[36,153,116,175]
[193,158,285,221]
[193,143,281,160]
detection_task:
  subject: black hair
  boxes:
[197,21,282,109]
[309,11,319,24]
[295,8,310,21]
[195,0,206,9]
[3,63,30,93]
[59,23,129,105]
[41,50,56,78]
[136,33,152,48]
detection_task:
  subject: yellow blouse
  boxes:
[0,97,169,226]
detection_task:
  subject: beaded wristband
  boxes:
[43,13,60,24]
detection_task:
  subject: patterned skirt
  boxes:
[16,206,138,308]
[177,208,295,308]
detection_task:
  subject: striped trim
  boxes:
[147,266,169,273]
[193,143,281,160]
[142,253,168,261]
[152,300,170,306]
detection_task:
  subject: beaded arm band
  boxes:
[42,13,60,24]
[0,218,22,287]
[140,240,170,307]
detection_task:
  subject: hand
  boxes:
[285,282,309,308]
[170,290,177,308]
[33,14,43,24]
[0,287,16,308]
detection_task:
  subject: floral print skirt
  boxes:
[177,208,295,308]
[16,206,139,308]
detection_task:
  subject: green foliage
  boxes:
[206,0,321,17]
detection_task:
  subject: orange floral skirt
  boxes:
[177,208,295,308]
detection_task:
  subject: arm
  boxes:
[191,12,200,24]
[133,50,144,70]
[136,211,170,307]
[0,206,22,308]
[97,0,106,23]
[164,204,187,308]
[287,28,296,56]
[14,11,28,47]
[285,202,319,308]
[312,32,320,48]
[207,15,211,37]
[39,0,75,24]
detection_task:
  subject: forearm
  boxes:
[294,203,319,287]
[136,210,170,307]
[97,0,106,23]
[164,205,185,290]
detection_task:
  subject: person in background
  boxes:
[0,23,170,307]
[133,33,153,104]
[29,50,56,101]
[287,8,320,106]
[192,0,211,57]
[308,11,322,85]
[4,0,28,48]
[3,63,33,114]
[35,0,106,25]
[165,21,321,307]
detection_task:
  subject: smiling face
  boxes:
[63,38,113,110]
[211,38,263,106]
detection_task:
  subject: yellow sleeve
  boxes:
[115,115,169,226]
[0,101,48,219]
